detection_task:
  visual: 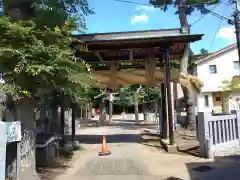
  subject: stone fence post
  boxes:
[233,110,240,139]
[197,112,213,158]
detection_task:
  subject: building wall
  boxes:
[197,49,239,93]
[198,92,240,113]
[197,92,213,113]
[196,48,240,113]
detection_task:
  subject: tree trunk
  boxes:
[17,97,41,180]
[178,4,196,130]
[134,94,139,123]
[4,5,40,178]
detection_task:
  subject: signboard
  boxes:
[0,122,6,180]
[6,121,21,143]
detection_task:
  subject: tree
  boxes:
[116,85,140,122]
[3,0,94,29]
[116,84,160,122]
[200,48,208,55]
[0,16,91,179]
[150,0,220,130]
[0,1,93,179]
[221,78,240,110]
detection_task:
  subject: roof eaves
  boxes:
[74,28,193,42]
[77,34,204,44]
[195,44,237,65]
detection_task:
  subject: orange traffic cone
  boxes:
[99,135,111,156]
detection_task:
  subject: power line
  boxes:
[201,3,234,24]
[190,2,222,27]
[208,8,233,23]
[113,0,233,25]
[114,0,149,6]
[113,0,221,7]
[208,10,225,51]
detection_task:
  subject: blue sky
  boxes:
[85,0,235,54]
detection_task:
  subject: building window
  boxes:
[204,95,209,107]
[209,65,217,74]
[216,96,221,101]
[233,61,240,75]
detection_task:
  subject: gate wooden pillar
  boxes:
[71,103,76,142]
[160,82,168,139]
[158,51,167,139]
[60,92,65,146]
[164,46,175,145]
[108,61,118,123]
[109,93,113,123]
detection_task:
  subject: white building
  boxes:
[195,44,240,113]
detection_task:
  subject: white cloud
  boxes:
[217,26,236,41]
[136,5,155,11]
[131,14,149,24]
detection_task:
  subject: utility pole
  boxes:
[233,0,240,74]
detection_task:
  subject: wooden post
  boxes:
[235,110,240,139]
[173,82,178,131]
[71,103,76,142]
[109,93,113,123]
[158,52,167,139]
[80,104,83,120]
[161,83,167,138]
[164,48,174,145]
[85,103,88,121]
[60,93,65,146]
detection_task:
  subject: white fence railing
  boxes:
[197,111,240,158]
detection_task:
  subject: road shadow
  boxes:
[36,146,76,180]
[177,146,200,157]
[65,133,142,144]
[112,119,137,123]
[175,130,200,157]
[137,131,166,151]
[186,154,240,180]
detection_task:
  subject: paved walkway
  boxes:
[56,119,240,180]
